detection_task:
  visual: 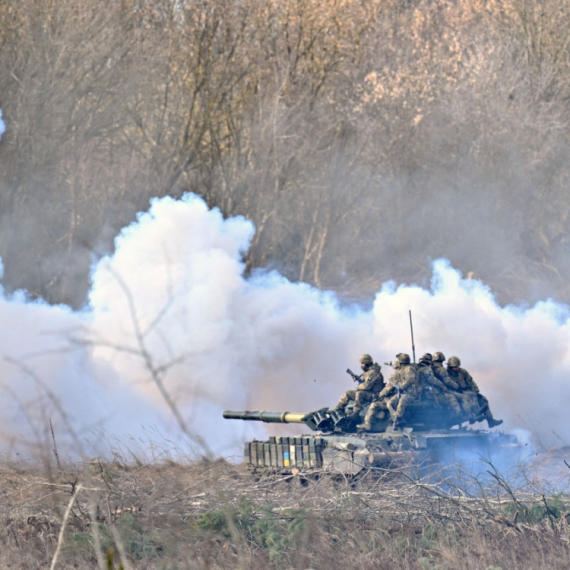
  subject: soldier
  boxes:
[419,352,462,416]
[432,352,460,391]
[417,353,462,417]
[446,355,503,428]
[333,354,384,419]
[418,353,445,392]
[358,353,420,430]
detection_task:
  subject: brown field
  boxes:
[2,453,570,569]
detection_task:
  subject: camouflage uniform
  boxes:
[334,355,384,416]
[418,354,462,416]
[446,355,502,428]
[446,362,479,416]
[359,354,419,429]
[387,360,421,425]
[432,364,460,390]
[432,353,460,391]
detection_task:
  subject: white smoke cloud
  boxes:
[0,193,568,460]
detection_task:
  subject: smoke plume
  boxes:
[0,194,568,460]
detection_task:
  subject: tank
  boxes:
[223,401,520,476]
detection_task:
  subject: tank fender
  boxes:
[321,447,366,476]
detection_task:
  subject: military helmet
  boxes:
[397,353,411,365]
[359,354,373,365]
[447,355,461,367]
[420,353,432,362]
[433,351,445,362]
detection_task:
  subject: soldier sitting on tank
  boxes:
[446,355,503,428]
[332,354,384,420]
[432,352,460,391]
[418,353,463,419]
[357,353,420,430]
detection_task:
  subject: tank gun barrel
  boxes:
[223,411,307,423]
[223,408,332,431]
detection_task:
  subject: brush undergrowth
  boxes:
[1,457,569,569]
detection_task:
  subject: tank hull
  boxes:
[244,428,520,476]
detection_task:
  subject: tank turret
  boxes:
[225,399,465,435]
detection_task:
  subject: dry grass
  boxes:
[0,454,568,569]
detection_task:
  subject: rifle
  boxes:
[346,368,362,383]
[383,361,394,368]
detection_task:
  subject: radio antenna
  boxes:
[409,310,416,363]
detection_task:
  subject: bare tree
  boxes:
[1,0,570,305]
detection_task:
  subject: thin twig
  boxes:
[49,483,83,570]
[50,419,61,470]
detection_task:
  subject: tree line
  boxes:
[1,0,570,307]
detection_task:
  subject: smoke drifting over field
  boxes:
[0,194,568,459]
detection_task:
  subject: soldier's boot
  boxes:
[346,401,362,417]
[487,418,503,428]
[481,403,502,428]
[357,407,376,430]
[345,411,361,422]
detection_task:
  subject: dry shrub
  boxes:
[0,454,568,568]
